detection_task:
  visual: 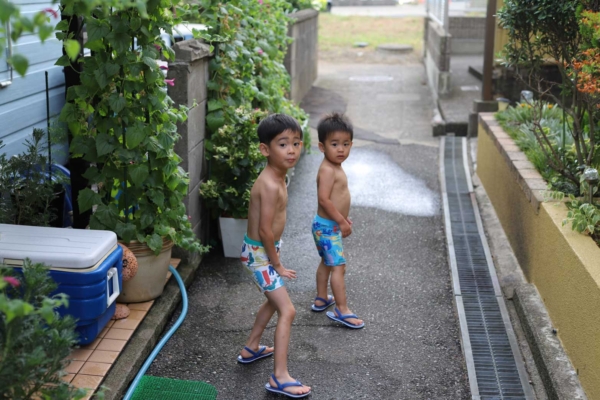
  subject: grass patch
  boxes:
[318,13,423,54]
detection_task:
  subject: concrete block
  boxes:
[173,39,211,64]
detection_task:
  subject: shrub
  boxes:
[0,261,87,400]
[198,0,310,219]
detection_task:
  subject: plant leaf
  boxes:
[78,188,101,212]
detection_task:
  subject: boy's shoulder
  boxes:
[254,170,283,195]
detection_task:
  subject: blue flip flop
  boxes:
[237,346,273,364]
[265,374,311,398]
[326,307,365,329]
[311,295,335,312]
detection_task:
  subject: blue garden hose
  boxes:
[123,265,188,400]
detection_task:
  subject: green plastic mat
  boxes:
[131,376,218,400]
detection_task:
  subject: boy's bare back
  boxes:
[316,160,351,221]
[247,166,288,243]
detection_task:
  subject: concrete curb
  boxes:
[101,254,202,400]
[513,284,587,400]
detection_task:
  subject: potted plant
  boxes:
[58,2,207,302]
[0,129,67,227]
[200,107,265,257]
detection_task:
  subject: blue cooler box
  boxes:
[0,224,123,345]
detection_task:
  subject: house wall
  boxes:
[0,2,65,162]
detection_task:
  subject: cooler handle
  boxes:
[106,267,120,307]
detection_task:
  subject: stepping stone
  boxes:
[353,42,369,48]
[376,44,413,54]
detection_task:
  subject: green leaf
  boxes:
[105,63,120,77]
[55,54,72,67]
[147,233,163,253]
[206,110,225,132]
[8,54,28,76]
[140,212,154,229]
[59,102,78,123]
[78,188,102,212]
[208,99,224,112]
[93,204,119,229]
[64,39,80,60]
[94,68,109,89]
[87,19,110,42]
[129,164,149,187]
[96,133,116,157]
[126,124,146,149]
[115,221,136,242]
[108,93,126,113]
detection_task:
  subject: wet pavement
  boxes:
[147,61,470,399]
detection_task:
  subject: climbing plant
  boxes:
[198,0,310,218]
[57,0,207,254]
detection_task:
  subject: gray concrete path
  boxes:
[148,61,470,399]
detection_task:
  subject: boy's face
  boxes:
[319,131,353,165]
[260,129,303,170]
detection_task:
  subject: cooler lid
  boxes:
[0,224,118,269]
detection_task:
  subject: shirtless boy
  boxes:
[239,114,311,398]
[311,113,364,329]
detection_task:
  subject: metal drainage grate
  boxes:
[441,137,534,400]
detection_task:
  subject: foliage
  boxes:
[0,0,154,76]
[0,261,88,400]
[498,0,600,188]
[58,1,207,255]
[200,107,266,218]
[0,129,65,226]
[198,0,310,218]
[286,0,324,11]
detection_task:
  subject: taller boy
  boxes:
[239,114,311,398]
[311,113,364,329]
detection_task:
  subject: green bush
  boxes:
[0,261,88,400]
[198,0,310,219]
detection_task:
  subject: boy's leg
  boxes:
[330,264,363,326]
[264,287,311,396]
[314,259,333,306]
[240,299,276,358]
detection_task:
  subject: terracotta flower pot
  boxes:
[116,238,174,303]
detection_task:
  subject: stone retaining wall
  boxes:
[285,9,319,104]
[167,40,211,248]
[477,113,600,399]
[424,19,451,96]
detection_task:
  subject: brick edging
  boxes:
[478,113,546,214]
[101,255,202,400]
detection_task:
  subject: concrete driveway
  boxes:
[147,60,470,399]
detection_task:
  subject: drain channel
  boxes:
[440,137,534,400]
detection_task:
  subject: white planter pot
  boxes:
[219,217,248,258]
[117,239,173,303]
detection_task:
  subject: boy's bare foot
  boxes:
[240,345,274,359]
[269,374,311,397]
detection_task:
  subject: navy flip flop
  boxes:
[265,374,311,398]
[237,346,273,364]
[311,295,335,312]
[326,307,365,329]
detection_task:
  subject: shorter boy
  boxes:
[311,113,364,329]
[239,114,311,398]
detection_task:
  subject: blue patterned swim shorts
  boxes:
[312,215,347,267]
[240,235,284,293]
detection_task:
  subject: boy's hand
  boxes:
[274,263,297,279]
[346,217,353,225]
[340,220,352,238]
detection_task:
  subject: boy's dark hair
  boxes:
[257,113,302,144]
[317,113,353,143]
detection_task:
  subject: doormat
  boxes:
[131,375,218,400]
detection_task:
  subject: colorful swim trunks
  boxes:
[240,235,284,293]
[312,215,346,267]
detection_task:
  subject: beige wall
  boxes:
[477,116,600,399]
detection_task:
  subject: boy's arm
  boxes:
[258,182,297,279]
[317,167,352,237]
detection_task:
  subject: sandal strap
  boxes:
[314,296,331,305]
[335,307,358,320]
[243,346,265,357]
[271,374,303,390]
